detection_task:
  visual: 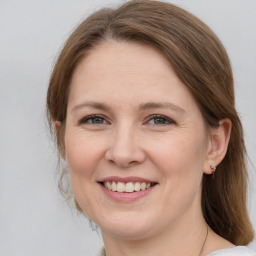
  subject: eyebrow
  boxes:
[71,101,110,113]
[138,102,185,113]
[71,101,185,113]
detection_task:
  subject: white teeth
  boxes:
[112,181,117,191]
[117,182,125,192]
[106,181,112,190]
[103,181,153,192]
[140,182,146,190]
[126,182,134,193]
[134,182,141,191]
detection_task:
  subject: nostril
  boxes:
[106,156,140,168]
[104,141,146,167]
[107,159,116,165]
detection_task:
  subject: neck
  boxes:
[101,209,209,256]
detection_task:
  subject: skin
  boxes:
[62,40,233,256]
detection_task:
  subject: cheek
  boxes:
[148,131,207,198]
[64,131,106,215]
[147,134,206,218]
[65,132,105,177]
[150,133,206,173]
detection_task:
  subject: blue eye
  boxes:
[147,115,174,125]
[80,115,107,125]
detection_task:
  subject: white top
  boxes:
[207,246,256,255]
[95,246,256,256]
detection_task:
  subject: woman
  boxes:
[47,0,255,255]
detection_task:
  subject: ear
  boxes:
[203,118,232,174]
[55,121,61,131]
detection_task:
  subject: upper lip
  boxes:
[98,176,157,184]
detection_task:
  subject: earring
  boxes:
[210,165,216,179]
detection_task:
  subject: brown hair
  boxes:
[47,0,254,245]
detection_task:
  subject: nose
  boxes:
[105,124,146,168]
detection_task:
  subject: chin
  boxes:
[92,209,157,240]
[101,222,153,241]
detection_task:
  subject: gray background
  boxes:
[0,0,255,255]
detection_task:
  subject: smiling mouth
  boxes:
[100,181,156,193]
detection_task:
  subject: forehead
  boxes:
[68,40,197,112]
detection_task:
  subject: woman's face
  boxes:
[64,40,212,239]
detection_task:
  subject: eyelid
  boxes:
[144,114,175,125]
[79,114,109,125]
[78,114,175,126]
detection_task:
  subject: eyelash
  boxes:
[145,115,175,126]
[79,114,175,126]
[79,115,108,125]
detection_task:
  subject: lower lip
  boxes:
[99,184,156,202]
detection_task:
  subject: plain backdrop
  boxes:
[0,0,256,255]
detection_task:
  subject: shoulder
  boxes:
[95,246,256,256]
[207,246,256,256]
[95,247,105,256]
